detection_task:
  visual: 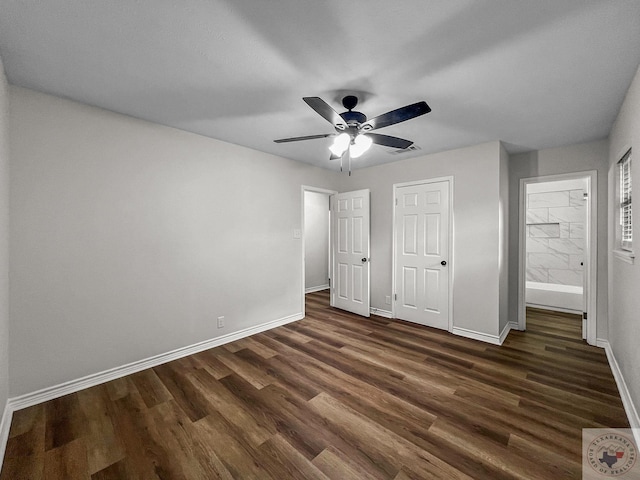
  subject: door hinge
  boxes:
[394,293,397,301]
[395,198,398,206]
[583,312,588,320]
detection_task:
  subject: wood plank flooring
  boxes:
[1,292,629,479]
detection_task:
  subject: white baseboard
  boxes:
[8,312,304,412]
[499,321,519,345]
[0,402,12,473]
[598,339,640,445]
[370,307,393,319]
[305,284,329,294]
[452,326,501,345]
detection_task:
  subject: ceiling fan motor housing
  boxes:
[340,110,367,128]
[340,95,366,128]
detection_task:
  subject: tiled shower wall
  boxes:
[526,185,585,287]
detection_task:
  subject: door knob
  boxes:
[362,258,368,263]
[441,260,447,266]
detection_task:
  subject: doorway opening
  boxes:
[518,171,597,344]
[301,186,336,316]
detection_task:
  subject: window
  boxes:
[619,148,632,251]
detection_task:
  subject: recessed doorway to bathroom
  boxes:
[518,172,597,345]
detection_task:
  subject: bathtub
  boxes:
[525,281,583,313]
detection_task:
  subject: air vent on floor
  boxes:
[388,145,422,155]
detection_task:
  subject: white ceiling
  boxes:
[1,1,639,170]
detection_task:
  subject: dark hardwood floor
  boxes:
[1,291,629,479]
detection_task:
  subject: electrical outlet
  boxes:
[217,316,225,329]
[385,296,391,305]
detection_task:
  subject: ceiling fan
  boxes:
[274,95,431,173]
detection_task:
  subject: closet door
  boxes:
[395,180,450,330]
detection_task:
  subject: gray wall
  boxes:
[340,141,505,338]
[608,64,640,426]
[5,80,628,406]
[9,86,337,396]
[499,143,510,332]
[304,191,329,291]
[6,87,512,396]
[0,58,9,423]
[508,139,609,338]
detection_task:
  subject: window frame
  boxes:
[618,148,632,252]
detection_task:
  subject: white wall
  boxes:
[7,81,618,403]
[508,140,609,338]
[499,143,510,333]
[304,190,329,291]
[4,86,523,396]
[608,64,640,426]
[339,141,505,338]
[0,58,10,423]
[8,86,337,396]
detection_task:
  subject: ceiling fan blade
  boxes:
[362,101,431,131]
[303,97,347,130]
[368,133,414,149]
[274,133,333,143]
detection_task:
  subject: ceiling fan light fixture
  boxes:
[274,95,430,167]
[349,134,373,158]
[329,132,350,156]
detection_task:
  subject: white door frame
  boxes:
[301,185,337,317]
[392,176,454,332]
[517,171,597,345]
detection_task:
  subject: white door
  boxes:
[331,190,370,317]
[394,180,450,330]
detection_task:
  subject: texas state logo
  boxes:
[584,429,639,478]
